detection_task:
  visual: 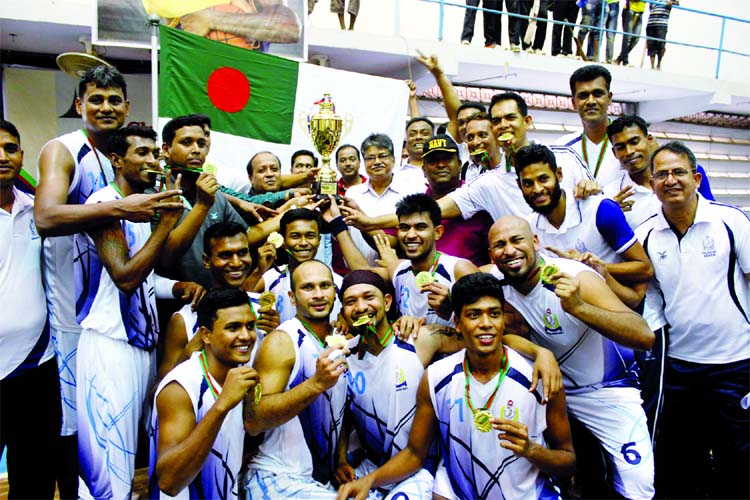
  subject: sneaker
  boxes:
[511,44,521,53]
[485,43,496,48]
[527,48,537,54]
[605,59,613,64]
[461,40,470,45]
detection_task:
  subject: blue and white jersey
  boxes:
[42,129,113,332]
[250,318,348,485]
[635,195,750,364]
[262,265,343,324]
[603,173,662,230]
[392,253,462,326]
[530,191,636,265]
[346,338,438,472]
[498,257,639,393]
[557,131,625,187]
[149,352,244,500]
[428,349,560,500]
[448,144,593,222]
[74,185,159,351]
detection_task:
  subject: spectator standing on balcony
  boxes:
[508,0,531,52]
[575,0,604,60]
[646,0,678,70]
[332,0,359,30]
[523,0,552,54]
[460,0,502,48]
[551,0,580,57]
[615,0,645,66]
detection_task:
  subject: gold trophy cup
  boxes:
[309,94,342,197]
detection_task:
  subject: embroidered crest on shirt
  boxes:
[702,236,716,257]
[500,399,519,421]
[543,308,563,335]
[658,250,668,261]
[575,239,588,254]
[395,367,408,392]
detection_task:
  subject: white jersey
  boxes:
[42,129,113,331]
[635,195,750,364]
[261,265,343,324]
[448,144,593,221]
[173,292,264,361]
[149,352,244,500]
[249,318,349,485]
[346,337,438,470]
[498,257,640,393]
[529,191,636,265]
[557,131,625,187]
[74,185,159,350]
[427,348,560,500]
[0,188,55,379]
[392,253,463,326]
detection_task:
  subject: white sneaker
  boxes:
[461,40,470,45]
[511,44,521,53]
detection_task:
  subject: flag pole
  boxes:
[148,14,160,130]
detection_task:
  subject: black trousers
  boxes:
[551,0,579,55]
[0,358,62,499]
[461,0,503,46]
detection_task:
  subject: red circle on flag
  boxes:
[206,67,250,113]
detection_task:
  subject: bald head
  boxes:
[488,216,540,284]
[290,259,332,291]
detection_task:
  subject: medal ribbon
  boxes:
[581,133,609,179]
[358,324,394,359]
[526,256,545,283]
[429,251,442,278]
[463,347,509,414]
[109,182,125,199]
[199,349,220,400]
[83,129,111,186]
[298,318,326,348]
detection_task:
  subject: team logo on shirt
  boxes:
[575,239,588,254]
[702,236,716,257]
[29,219,40,240]
[543,308,563,335]
[658,250,668,261]
[395,367,408,392]
[209,211,219,221]
[501,399,519,421]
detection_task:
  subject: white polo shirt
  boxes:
[448,144,594,221]
[635,195,750,364]
[0,188,54,379]
[558,131,625,187]
[345,174,426,263]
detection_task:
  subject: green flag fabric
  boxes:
[159,25,299,144]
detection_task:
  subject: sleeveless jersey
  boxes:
[149,352,244,500]
[346,338,437,471]
[74,185,159,350]
[261,265,343,324]
[499,257,639,393]
[428,348,560,500]
[392,253,463,326]
[250,318,348,485]
[173,292,264,361]
[42,130,113,331]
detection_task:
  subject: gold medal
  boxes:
[352,315,373,327]
[473,409,494,432]
[325,333,347,349]
[258,291,276,309]
[415,271,435,288]
[203,163,218,175]
[540,264,560,285]
[254,383,262,405]
[267,232,284,249]
[498,132,514,143]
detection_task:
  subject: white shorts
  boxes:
[566,387,655,500]
[244,468,338,499]
[77,331,154,500]
[51,326,80,436]
[354,459,433,499]
[431,462,456,500]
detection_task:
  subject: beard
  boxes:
[524,181,563,215]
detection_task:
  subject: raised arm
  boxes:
[416,52,461,140]
[154,366,259,496]
[244,330,347,435]
[35,141,182,236]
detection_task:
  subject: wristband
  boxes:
[329,215,348,237]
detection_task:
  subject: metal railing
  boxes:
[420,0,749,79]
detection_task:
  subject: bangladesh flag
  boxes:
[160,25,298,144]
[158,25,409,175]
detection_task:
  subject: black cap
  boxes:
[422,134,459,158]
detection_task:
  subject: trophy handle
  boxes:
[341,113,354,143]
[297,110,313,139]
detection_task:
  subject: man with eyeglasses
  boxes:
[344,133,425,264]
[634,141,750,499]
